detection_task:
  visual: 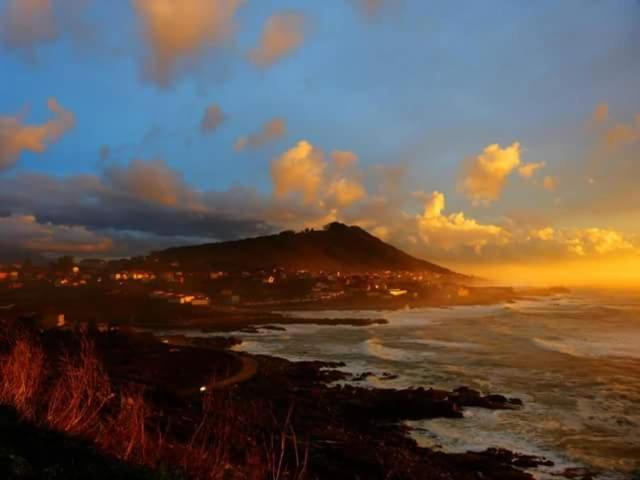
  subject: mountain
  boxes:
[156,222,458,275]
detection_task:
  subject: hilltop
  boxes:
[156,222,457,275]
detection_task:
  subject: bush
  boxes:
[46,335,113,436]
[0,333,45,419]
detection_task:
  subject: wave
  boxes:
[362,338,433,362]
[409,338,480,350]
[532,337,640,360]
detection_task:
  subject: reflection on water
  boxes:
[181,290,640,479]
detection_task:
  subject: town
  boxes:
[0,253,503,331]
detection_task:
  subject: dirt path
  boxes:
[207,352,258,390]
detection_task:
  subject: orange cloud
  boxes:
[565,228,634,256]
[104,158,198,208]
[0,98,76,171]
[200,104,226,134]
[604,122,640,147]
[327,178,366,207]
[590,104,640,149]
[460,142,522,205]
[248,12,305,68]
[518,161,545,178]
[331,150,359,169]
[417,191,508,252]
[271,141,326,204]
[235,117,286,151]
[591,103,609,125]
[543,176,559,192]
[133,0,243,86]
[271,140,367,208]
[529,227,555,241]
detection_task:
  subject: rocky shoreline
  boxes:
[229,353,556,479]
[0,321,598,479]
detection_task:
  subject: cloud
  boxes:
[133,0,243,87]
[590,103,609,125]
[327,178,366,207]
[353,0,387,18]
[529,227,555,241]
[459,142,522,205]
[0,148,637,269]
[543,176,559,192]
[604,121,640,148]
[200,104,226,134]
[331,150,359,169]
[104,158,198,208]
[270,140,369,209]
[0,0,96,62]
[0,161,270,245]
[235,117,286,151]
[416,191,508,253]
[588,104,640,149]
[248,12,305,68]
[0,214,113,254]
[566,228,634,256]
[271,140,325,204]
[0,98,76,171]
[0,0,56,60]
[518,161,546,178]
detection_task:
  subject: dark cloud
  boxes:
[0,160,273,257]
[0,0,98,63]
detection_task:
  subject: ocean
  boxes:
[175,290,640,479]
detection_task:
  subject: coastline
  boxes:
[131,286,568,334]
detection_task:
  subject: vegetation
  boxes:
[0,324,307,480]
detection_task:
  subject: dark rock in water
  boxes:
[557,467,598,479]
[486,394,508,403]
[336,385,464,420]
[454,386,481,396]
[352,371,375,382]
[191,336,242,350]
[450,388,523,410]
[260,325,287,331]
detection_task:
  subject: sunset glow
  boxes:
[1,3,640,478]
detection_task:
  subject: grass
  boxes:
[0,327,309,480]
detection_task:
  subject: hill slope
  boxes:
[156,222,456,275]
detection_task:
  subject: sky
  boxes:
[0,0,639,286]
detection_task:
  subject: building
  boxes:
[388,288,408,297]
[191,296,211,306]
[168,294,195,304]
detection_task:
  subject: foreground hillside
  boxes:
[157,222,457,275]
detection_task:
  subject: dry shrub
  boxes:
[99,385,164,465]
[46,335,113,436]
[180,390,233,480]
[264,406,309,480]
[0,332,45,419]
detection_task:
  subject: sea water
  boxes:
[179,290,640,479]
